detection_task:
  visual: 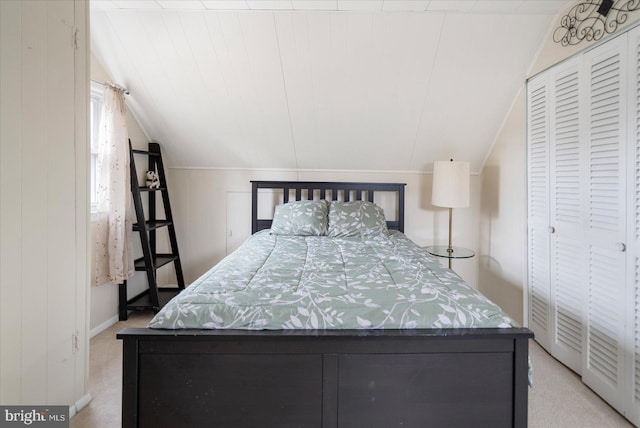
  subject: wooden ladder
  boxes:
[119,141,185,320]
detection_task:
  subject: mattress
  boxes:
[149,230,515,330]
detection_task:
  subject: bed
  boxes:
[118,180,533,428]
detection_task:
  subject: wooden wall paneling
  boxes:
[216,12,265,162]
[192,171,224,283]
[156,11,237,170]
[226,191,251,255]
[202,11,254,163]
[20,0,50,403]
[342,13,374,151]
[105,11,182,152]
[306,12,337,155]
[163,12,212,129]
[371,13,431,171]
[135,11,187,145]
[73,0,90,406]
[179,12,241,158]
[0,0,24,405]
[273,12,316,166]
[0,0,88,407]
[240,12,292,159]
[172,170,227,285]
[163,169,190,283]
[45,0,77,405]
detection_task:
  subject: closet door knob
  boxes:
[616,242,626,252]
[548,226,556,234]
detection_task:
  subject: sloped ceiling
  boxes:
[91,0,571,172]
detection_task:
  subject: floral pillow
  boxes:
[327,201,388,237]
[270,200,329,236]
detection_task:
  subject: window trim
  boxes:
[90,81,103,217]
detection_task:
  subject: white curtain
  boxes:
[93,84,134,286]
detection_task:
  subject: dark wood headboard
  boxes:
[251,181,406,234]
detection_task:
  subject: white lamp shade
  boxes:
[432,160,470,208]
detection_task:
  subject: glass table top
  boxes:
[424,245,476,259]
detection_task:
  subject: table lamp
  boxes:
[432,159,470,267]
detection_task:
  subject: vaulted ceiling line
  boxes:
[407,13,446,167]
[272,11,301,170]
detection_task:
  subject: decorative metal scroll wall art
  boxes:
[553,0,640,46]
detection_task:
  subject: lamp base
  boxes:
[448,208,453,268]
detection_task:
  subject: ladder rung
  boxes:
[126,288,181,310]
[134,254,178,271]
[139,186,166,192]
[133,220,172,232]
[132,149,161,157]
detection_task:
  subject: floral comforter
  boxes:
[149,230,514,330]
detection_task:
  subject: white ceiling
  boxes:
[91,0,572,172]
[92,0,571,13]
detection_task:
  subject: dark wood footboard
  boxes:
[118,327,533,428]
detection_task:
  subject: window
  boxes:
[90,81,104,213]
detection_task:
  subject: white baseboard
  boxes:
[69,393,93,418]
[90,315,119,339]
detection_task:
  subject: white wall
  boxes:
[0,0,90,413]
[478,6,640,324]
[478,94,528,324]
[169,168,482,290]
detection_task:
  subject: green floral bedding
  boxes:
[149,230,515,330]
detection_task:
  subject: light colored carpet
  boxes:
[528,342,632,427]
[71,313,634,427]
[71,313,149,428]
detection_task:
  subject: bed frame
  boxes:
[118,180,533,428]
[251,180,406,233]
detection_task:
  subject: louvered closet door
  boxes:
[625,25,640,428]
[548,58,586,374]
[582,35,628,412]
[527,75,552,350]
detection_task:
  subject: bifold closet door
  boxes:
[527,76,552,351]
[548,58,586,375]
[528,26,640,426]
[526,59,587,373]
[625,25,640,427]
[582,34,628,412]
